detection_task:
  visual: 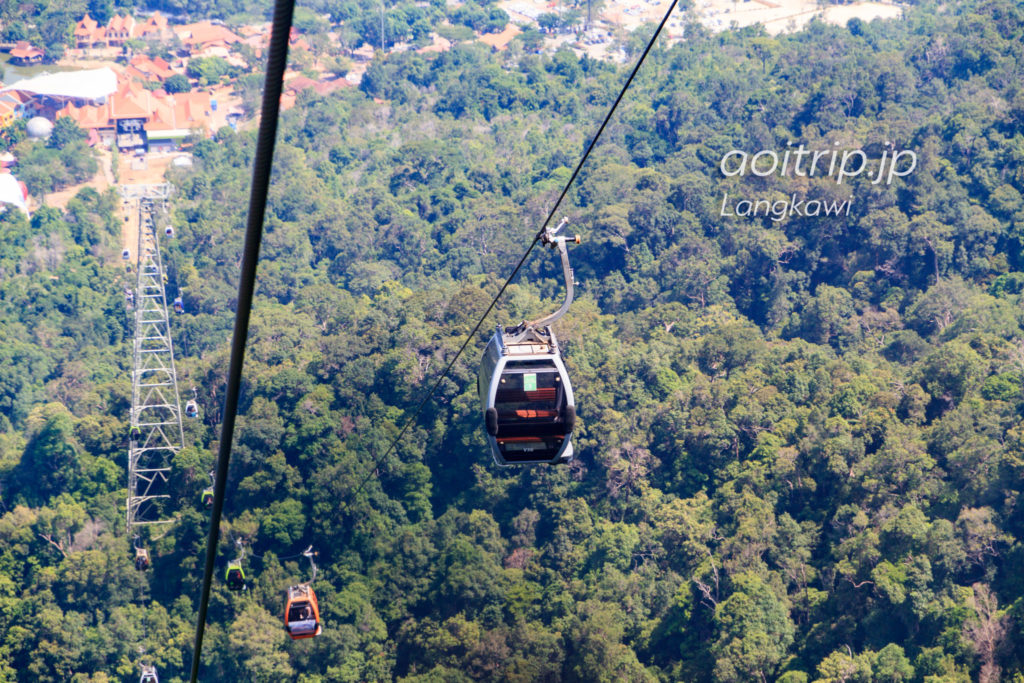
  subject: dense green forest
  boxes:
[5,0,1024,680]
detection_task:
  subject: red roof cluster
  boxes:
[57,80,214,134]
[74,12,171,47]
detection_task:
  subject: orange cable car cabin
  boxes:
[284,584,321,639]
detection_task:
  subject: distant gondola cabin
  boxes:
[226,562,245,591]
[134,547,150,571]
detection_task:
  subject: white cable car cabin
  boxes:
[480,327,575,465]
[479,220,580,466]
[139,665,158,683]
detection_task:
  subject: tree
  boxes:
[712,573,795,682]
[163,74,191,94]
[962,583,1007,683]
[47,117,86,150]
[186,56,233,86]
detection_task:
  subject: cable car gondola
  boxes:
[139,664,158,683]
[226,539,247,591]
[201,470,214,507]
[164,225,174,238]
[173,297,185,314]
[134,547,150,571]
[284,547,321,639]
[226,560,246,592]
[479,220,579,466]
[186,387,199,418]
[284,584,321,639]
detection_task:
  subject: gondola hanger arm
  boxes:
[524,218,581,330]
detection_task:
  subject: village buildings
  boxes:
[56,81,215,150]
[0,3,550,153]
[74,13,172,50]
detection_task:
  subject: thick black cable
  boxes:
[343,0,680,506]
[188,0,295,679]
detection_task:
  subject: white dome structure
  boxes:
[0,173,29,216]
[26,116,54,139]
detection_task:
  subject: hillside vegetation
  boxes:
[3,1,1024,680]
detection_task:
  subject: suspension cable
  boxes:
[188,1,678,673]
[188,0,296,679]
[342,0,681,508]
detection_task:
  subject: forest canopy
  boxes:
[3,0,1024,681]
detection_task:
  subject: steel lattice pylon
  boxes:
[124,184,184,535]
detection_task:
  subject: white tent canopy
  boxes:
[0,174,28,216]
[0,67,117,100]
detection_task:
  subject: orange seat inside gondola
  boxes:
[502,409,559,419]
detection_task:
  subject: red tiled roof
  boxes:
[10,42,43,59]
[75,14,99,36]
[108,15,133,32]
[58,102,110,130]
[146,91,212,131]
[135,12,169,38]
[57,80,215,135]
[124,65,154,84]
[175,21,241,47]
[129,55,175,81]
[110,89,149,119]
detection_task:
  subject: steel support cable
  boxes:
[188,0,296,678]
[342,0,682,507]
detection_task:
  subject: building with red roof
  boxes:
[134,12,172,41]
[106,15,137,46]
[9,42,44,65]
[56,79,215,150]
[125,55,176,84]
[174,21,242,51]
[74,15,106,48]
[76,12,172,48]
